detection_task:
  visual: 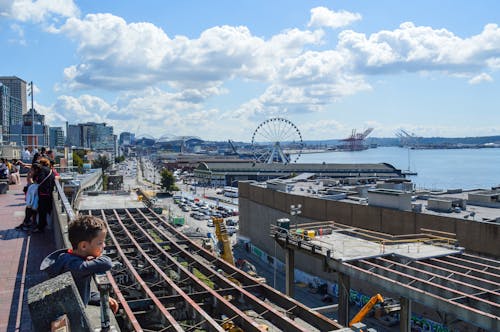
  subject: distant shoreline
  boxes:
[288,144,500,155]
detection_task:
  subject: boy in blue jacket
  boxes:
[40,215,119,313]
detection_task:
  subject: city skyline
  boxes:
[1,1,500,141]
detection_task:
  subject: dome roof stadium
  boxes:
[135,134,156,146]
[156,135,203,143]
[136,134,156,140]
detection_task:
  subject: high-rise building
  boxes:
[0,83,23,144]
[66,123,82,147]
[65,121,116,157]
[49,127,65,149]
[10,108,48,148]
[119,131,135,146]
[0,84,10,143]
[0,76,27,115]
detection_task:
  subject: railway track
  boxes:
[83,208,344,332]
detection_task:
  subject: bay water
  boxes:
[294,147,500,190]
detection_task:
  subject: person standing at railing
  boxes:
[46,150,60,181]
[32,157,55,233]
[15,162,41,231]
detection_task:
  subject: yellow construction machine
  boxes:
[213,217,235,265]
[349,293,384,327]
[212,218,266,283]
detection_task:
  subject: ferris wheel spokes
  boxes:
[251,117,303,164]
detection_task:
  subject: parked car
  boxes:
[227,226,237,235]
[226,219,238,226]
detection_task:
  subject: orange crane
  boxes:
[349,293,384,327]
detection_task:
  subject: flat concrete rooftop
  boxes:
[77,191,144,210]
[309,230,462,262]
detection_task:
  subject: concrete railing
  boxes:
[79,168,103,191]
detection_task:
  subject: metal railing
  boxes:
[55,179,76,223]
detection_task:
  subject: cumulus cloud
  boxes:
[468,73,493,84]
[301,119,348,139]
[53,94,113,123]
[308,7,362,29]
[51,11,500,123]
[0,0,79,23]
[54,13,324,92]
[44,88,246,138]
[337,22,500,75]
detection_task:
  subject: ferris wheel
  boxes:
[251,117,303,164]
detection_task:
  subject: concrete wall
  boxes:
[239,181,500,258]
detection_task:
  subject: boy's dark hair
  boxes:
[68,215,107,249]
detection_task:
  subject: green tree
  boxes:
[160,169,178,192]
[72,151,84,173]
[92,154,111,172]
[115,155,125,163]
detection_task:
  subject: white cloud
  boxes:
[308,7,361,29]
[1,0,79,23]
[53,95,113,124]
[50,12,500,125]
[55,13,324,92]
[34,102,66,125]
[8,23,26,45]
[337,22,500,75]
[468,72,493,84]
[301,119,348,140]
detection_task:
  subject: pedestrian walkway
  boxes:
[0,180,56,332]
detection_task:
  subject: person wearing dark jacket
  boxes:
[32,158,55,233]
[40,215,118,312]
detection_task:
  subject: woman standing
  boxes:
[32,158,55,233]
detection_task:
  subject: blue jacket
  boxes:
[40,249,113,305]
[25,183,39,209]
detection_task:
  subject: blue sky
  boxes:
[1,0,500,141]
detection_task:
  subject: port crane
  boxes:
[395,129,421,175]
[340,128,374,151]
[395,129,421,148]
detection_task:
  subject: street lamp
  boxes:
[290,204,302,231]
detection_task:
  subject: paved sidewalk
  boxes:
[0,180,56,332]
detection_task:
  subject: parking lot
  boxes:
[156,190,239,242]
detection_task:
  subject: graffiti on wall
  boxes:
[331,283,450,332]
[410,315,450,332]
